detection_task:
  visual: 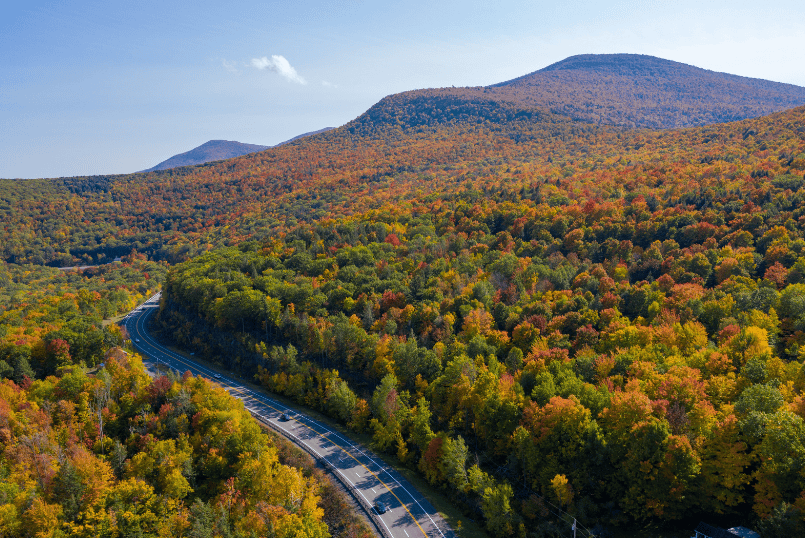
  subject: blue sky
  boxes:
[2,0,804,178]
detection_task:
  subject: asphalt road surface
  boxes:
[123,293,453,538]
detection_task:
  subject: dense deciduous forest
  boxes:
[0,257,370,538]
[151,103,805,535]
[0,90,803,266]
[3,53,805,537]
[0,348,369,537]
[0,257,163,382]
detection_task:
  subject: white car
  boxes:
[213,374,221,379]
[135,338,140,343]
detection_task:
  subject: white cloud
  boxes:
[322,80,337,88]
[222,59,240,73]
[251,55,307,84]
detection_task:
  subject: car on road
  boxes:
[135,338,140,343]
[279,412,290,421]
[213,373,221,379]
[374,501,389,514]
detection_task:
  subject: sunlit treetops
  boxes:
[0,352,336,537]
[156,125,805,531]
[2,96,803,271]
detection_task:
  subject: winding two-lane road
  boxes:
[123,293,453,538]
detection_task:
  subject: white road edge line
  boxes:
[356,488,395,538]
[340,470,354,486]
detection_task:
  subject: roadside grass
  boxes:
[102,312,127,327]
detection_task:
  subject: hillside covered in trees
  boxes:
[490,53,805,129]
[0,348,364,537]
[3,55,805,270]
[0,256,163,382]
[0,254,370,538]
[3,54,805,536]
[152,103,805,535]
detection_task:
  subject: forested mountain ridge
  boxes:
[4,55,805,270]
[347,53,805,134]
[3,98,804,270]
[489,53,805,129]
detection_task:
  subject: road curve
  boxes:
[123,293,454,538]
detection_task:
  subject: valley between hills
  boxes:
[2,53,805,537]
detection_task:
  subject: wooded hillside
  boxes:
[492,53,805,128]
[0,350,346,537]
[153,103,805,535]
[3,54,805,536]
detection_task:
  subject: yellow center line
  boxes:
[136,331,428,537]
[280,410,428,537]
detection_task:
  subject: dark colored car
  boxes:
[279,413,290,421]
[374,501,389,514]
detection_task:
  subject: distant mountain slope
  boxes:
[347,54,805,134]
[274,127,335,147]
[139,55,805,175]
[142,140,270,172]
[142,128,335,172]
[341,55,805,136]
[489,53,805,129]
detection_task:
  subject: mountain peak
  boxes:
[141,128,336,173]
[538,53,699,74]
[487,53,805,129]
[142,140,270,172]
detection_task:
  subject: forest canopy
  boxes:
[0,351,337,538]
[2,59,805,536]
[156,132,805,533]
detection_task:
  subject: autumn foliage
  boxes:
[4,56,805,535]
[0,351,335,537]
[153,101,805,532]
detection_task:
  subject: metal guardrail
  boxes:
[257,414,397,538]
